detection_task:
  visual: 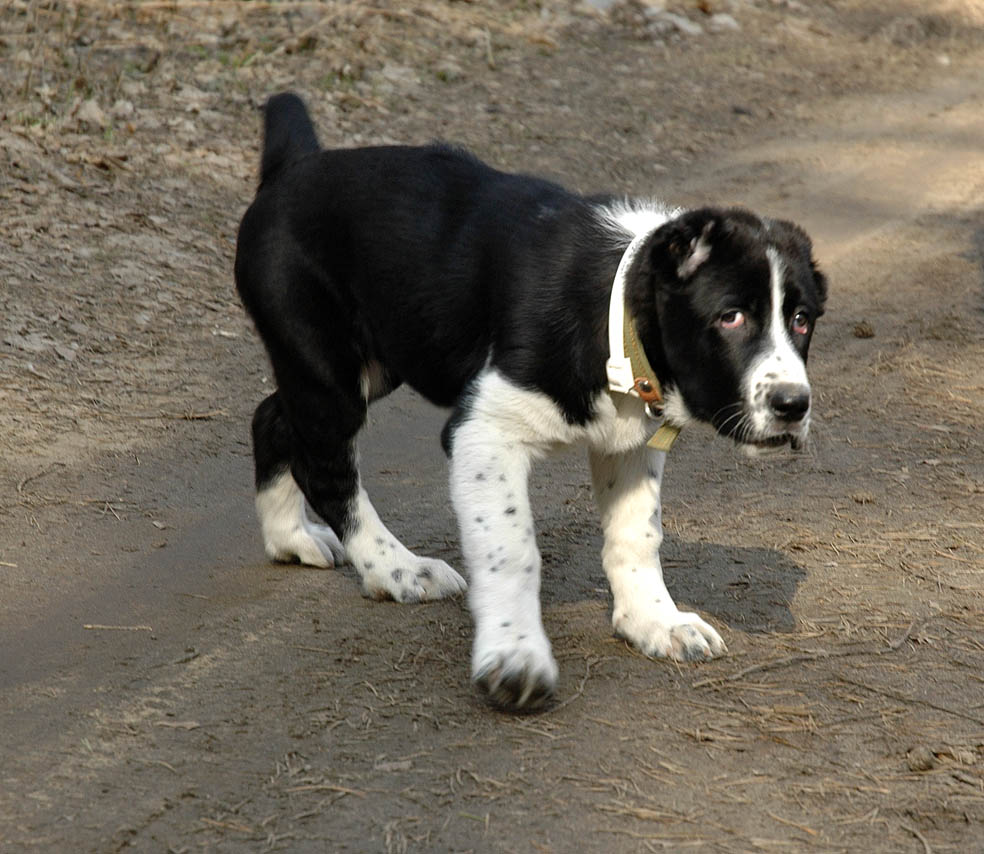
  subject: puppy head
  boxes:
[641,207,827,448]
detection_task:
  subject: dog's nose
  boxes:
[769,383,811,422]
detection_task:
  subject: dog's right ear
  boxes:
[648,208,721,287]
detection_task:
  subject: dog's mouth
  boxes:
[737,432,805,455]
[747,433,794,448]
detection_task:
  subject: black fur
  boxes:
[236,94,826,540]
[260,92,321,185]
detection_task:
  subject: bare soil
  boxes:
[2,1,984,852]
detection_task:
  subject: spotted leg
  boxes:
[589,446,726,662]
[449,412,557,711]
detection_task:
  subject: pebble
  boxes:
[651,11,703,36]
[906,745,936,772]
[76,98,108,129]
[708,13,741,32]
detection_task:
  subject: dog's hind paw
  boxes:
[361,557,466,603]
[614,608,727,663]
[472,637,559,711]
[264,520,345,568]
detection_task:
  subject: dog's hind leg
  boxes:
[254,360,465,602]
[342,479,467,602]
[252,392,345,568]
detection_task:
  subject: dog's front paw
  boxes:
[472,632,558,711]
[362,557,467,603]
[614,607,727,662]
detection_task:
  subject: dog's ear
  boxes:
[648,208,720,286]
[811,260,828,316]
[773,218,828,315]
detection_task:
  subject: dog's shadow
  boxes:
[540,529,806,634]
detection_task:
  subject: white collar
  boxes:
[605,227,657,396]
[603,225,683,452]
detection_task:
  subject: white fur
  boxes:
[449,368,722,702]
[744,247,811,439]
[450,413,556,705]
[589,447,725,661]
[359,360,389,402]
[661,386,696,432]
[596,198,679,242]
[677,226,713,278]
[343,482,467,602]
[461,368,667,456]
[448,372,558,702]
[255,469,345,568]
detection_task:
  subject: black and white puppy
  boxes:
[235,93,827,710]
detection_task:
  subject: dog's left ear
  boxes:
[648,208,720,286]
[774,218,828,314]
[811,260,828,315]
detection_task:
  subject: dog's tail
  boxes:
[259,92,320,185]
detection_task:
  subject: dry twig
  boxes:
[693,621,917,689]
[901,823,934,854]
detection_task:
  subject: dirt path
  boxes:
[2,2,983,852]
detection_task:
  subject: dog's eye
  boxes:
[718,310,745,330]
[791,311,810,335]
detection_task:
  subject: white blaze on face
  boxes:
[744,247,811,438]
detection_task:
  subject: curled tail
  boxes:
[259,92,320,185]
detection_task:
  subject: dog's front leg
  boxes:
[449,416,558,711]
[589,447,726,662]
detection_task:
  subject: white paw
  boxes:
[472,628,558,710]
[614,607,727,662]
[255,472,346,568]
[361,556,467,603]
[264,519,344,568]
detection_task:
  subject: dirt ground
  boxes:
[2,0,984,851]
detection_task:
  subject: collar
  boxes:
[605,229,682,453]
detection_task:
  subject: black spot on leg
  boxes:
[392,569,405,582]
[505,507,516,515]
[524,565,533,574]
[475,516,483,524]
[417,567,432,581]
[498,474,506,482]
[375,537,385,545]
[487,552,495,560]
[518,634,527,641]
[476,472,485,481]
[501,621,511,627]
[365,561,375,570]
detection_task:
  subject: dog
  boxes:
[235,93,827,710]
